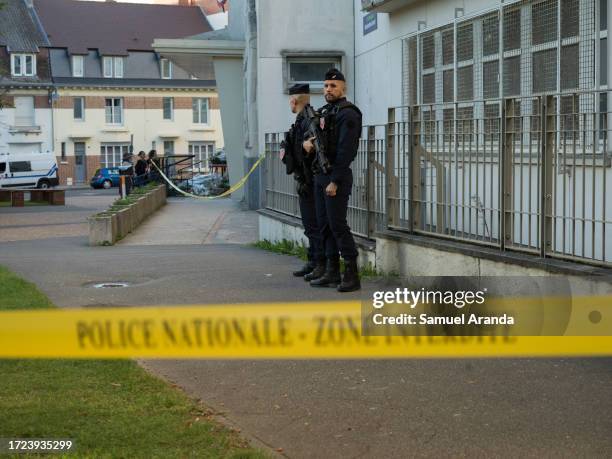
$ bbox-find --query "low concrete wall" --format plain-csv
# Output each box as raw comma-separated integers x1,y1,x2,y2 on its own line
88,185,167,246
375,234,611,295
88,212,118,246
259,209,611,293
258,210,376,268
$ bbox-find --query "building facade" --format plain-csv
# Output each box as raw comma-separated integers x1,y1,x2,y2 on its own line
1,0,225,186
354,0,610,264
0,0,53,161
153,0,612,269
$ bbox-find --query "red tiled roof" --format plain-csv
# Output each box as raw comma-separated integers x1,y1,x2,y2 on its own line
34,0,213,55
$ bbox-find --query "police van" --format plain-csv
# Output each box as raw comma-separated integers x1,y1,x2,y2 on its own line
0,151,59,189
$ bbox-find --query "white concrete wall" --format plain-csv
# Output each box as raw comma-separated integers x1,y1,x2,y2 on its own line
259,211,610,297
0,110,8,155
354,0,502,125
256,0,355,156
214,57,246,200
0,91,53,156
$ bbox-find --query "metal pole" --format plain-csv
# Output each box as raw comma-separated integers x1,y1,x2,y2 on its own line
366,126,376,237
501,99,513,251
541,95,554,257
386,108,398,228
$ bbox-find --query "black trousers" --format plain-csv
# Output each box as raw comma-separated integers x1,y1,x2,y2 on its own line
314,172,358,261
298,182,324,263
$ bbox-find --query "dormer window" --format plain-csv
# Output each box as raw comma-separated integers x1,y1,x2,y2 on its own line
102,56,124,78
11,54,36,77
72,55,84,77
160,58,172,79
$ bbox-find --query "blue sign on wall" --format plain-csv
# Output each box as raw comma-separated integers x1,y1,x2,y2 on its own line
363,12,377,35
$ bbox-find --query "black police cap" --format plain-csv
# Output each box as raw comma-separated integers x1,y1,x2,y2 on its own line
288,83,310,95
324,68,345,81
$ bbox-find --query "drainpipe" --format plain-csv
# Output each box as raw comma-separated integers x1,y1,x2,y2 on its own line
243,0,259,209
608,0,611,154
49,87,56,158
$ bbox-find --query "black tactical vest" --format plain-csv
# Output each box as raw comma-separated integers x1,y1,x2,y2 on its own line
319,100,363,163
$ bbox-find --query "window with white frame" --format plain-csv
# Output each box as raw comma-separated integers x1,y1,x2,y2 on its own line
73,97,85,121
163,140,174,156
192,98,209,124
102,56,124,78
160,59,172,79
103,57,112,78
72,55,84,77
285,55,342,90
101,144,129,168
189,142,214,171
14,96,35,126
114,57,123,78
163,97,173,120
11,54,36,77
105,98,123,124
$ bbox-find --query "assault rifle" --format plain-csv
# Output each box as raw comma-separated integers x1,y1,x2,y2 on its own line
303,104,331,175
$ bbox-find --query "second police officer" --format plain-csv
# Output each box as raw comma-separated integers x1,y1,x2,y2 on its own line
281,83,325,279
303,68,362,292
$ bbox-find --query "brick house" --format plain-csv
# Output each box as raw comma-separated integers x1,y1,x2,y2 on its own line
0,0,53,161
33,0,221,185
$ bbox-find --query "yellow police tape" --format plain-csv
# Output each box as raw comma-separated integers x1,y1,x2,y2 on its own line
150,155,265,200
0,300,611,359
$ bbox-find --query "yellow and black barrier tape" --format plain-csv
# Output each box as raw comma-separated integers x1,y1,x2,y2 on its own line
150,155,265,200
1,299,611,359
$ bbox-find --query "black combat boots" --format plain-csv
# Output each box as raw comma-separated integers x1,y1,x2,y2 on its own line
337,258,361,292
304,260,326,282
293,259,315,277
310,258,341,288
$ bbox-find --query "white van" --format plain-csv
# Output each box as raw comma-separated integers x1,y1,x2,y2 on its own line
0,151,59,189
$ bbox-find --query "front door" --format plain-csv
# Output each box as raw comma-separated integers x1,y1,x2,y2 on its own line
74,142,86,183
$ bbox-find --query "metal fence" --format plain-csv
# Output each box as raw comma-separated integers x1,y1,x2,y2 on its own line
264,127,386,239
264,90,611,267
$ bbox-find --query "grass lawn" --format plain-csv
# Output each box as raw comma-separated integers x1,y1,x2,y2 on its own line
0,266,267,458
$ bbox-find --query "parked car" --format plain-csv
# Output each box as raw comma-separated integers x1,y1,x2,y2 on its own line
90,168,121,189
177,173,226,196
0,151,59,189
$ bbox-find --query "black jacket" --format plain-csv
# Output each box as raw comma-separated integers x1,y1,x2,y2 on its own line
320,98,362,184
135,158,148,176
282,108,314,186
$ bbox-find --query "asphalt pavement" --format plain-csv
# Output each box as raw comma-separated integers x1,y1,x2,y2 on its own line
1,190,611,458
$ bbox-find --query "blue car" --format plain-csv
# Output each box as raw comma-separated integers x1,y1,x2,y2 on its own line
90,168,121,189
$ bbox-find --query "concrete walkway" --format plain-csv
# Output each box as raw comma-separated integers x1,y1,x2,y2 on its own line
120,197,258,246
1,194,612,458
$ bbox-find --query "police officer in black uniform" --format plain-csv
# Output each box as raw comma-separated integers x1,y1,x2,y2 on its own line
281,83,325,278
303,68,362,292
